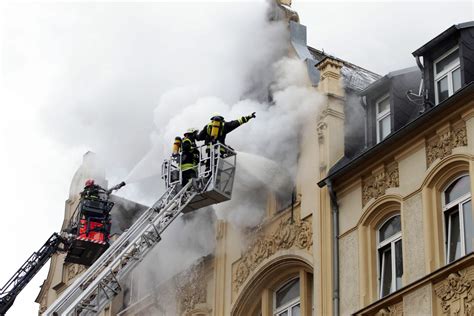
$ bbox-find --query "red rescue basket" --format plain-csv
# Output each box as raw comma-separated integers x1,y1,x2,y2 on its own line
65,199,114,266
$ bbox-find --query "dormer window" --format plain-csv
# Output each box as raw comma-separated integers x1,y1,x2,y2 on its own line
376,95,391,143
434,46,461,104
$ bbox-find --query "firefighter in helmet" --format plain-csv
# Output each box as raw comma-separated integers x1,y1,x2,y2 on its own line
80,179,105,200
197,112,256,148
181,128,200,185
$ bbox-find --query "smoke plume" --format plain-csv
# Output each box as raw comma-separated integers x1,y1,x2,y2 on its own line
126,4,324,307
29,0,324,310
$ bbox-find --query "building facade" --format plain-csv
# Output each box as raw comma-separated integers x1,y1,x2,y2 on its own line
36,3,474,316
318,22,474,316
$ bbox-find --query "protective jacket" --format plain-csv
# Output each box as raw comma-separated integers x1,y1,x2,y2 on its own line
80,184,105,200
180,136,199,171
197,116,252,146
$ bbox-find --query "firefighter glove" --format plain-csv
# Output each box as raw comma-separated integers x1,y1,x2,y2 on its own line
247,112,256,120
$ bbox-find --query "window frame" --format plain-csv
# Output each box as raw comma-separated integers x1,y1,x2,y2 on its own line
433,46,461,105
442,174,472,264
376,215,402,298
375,94,391,143
273,277,301,316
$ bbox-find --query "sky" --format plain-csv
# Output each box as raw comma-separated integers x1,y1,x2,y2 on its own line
0,1,472,315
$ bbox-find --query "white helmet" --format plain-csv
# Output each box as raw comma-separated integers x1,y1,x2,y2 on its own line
184,127,198,135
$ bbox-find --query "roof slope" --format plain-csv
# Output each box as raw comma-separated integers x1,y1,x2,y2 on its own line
308,46,381,91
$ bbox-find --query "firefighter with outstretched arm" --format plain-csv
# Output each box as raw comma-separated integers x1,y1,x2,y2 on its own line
197,112,256,148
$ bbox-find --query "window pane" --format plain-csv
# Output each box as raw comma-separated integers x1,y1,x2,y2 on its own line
377,97,390,113
452,67,461,93
463,200,473,254
447,210,462,263
292,304,301,316
380,247,393,297
436,49,459,74
378,115,391,141
278,312,288,316
437,76,449,103
445,176,470,204
395,240,403,290
276,278,300,308
379,216,401,241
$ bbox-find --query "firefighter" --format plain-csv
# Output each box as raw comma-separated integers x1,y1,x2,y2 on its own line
80,179,105,200
181,128,200,186
197,112,256,151
197,112,257,146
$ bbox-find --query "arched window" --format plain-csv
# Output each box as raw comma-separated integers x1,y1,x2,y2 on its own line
377,215,403,298
443,174,472,263
273,278,300,316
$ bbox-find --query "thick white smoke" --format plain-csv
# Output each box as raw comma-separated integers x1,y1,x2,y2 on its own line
128,9,324,309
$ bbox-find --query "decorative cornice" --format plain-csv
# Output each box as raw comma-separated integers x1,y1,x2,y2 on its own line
317,58,343,80
362,163,399,206
321,107,345,120
175,259,208,313
426,122,468,167
434,267,474,315
232,217,312,295
354,254,474,315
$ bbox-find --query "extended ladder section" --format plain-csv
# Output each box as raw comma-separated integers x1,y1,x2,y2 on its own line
44,143,236,316
0,233,66,316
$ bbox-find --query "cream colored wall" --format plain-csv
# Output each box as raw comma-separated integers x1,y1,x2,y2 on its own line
401,193,426,284
215,222,245,316
297,109,319,220
338,230,360,315
402,284,433,316
338,185,362,235
397,143,427,196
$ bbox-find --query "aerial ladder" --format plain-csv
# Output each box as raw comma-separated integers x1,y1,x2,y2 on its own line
43,143,236,316
0,233,68,316
0,183,126,316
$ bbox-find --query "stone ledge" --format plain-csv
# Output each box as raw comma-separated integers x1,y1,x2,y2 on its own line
353,253,474,315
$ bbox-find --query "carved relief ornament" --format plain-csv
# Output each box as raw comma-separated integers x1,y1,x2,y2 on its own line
426,123,468,167
375,301,403,316
362,164,399,206
175,259,208,313
66,264,86,282
435,268,474,315
232,218,312,294
317,121,327,143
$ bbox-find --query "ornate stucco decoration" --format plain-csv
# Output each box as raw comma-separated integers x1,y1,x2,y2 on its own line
66,264,86,282
362,163,399,206
232,217,312,294
175,259,208,313
435,268,474,315
375,301,403,316
317,121,327,144
426,123,468,167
